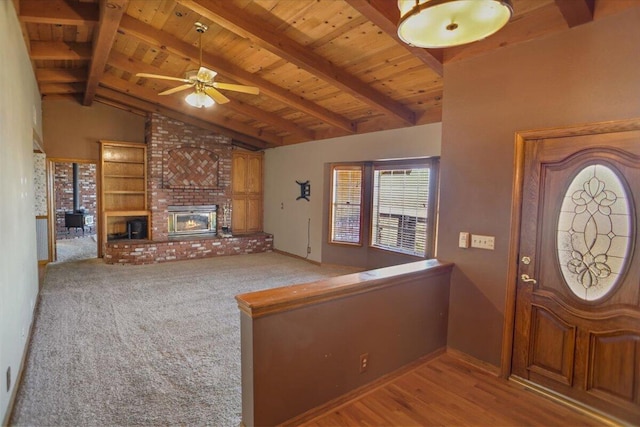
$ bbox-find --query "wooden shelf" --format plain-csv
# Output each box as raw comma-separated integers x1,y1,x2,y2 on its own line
104,174,145,178
105,210,150,216
104,190,145,195
101,159,144,165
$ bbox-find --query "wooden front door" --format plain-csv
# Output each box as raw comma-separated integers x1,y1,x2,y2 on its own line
512,125,640,423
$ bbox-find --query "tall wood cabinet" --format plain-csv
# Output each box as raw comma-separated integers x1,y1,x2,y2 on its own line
232,151,263,234
99,141,150,247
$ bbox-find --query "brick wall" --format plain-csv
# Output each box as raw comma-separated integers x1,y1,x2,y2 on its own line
104,233,273,265
54,162,97,239
146,113,233,241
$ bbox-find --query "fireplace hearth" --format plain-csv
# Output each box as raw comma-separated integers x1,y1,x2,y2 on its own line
168,205,217,238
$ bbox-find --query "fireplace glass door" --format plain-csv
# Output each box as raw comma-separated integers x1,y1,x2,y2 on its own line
168,208,217,236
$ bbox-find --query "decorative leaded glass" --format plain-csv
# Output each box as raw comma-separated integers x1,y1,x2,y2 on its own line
557,164,632,301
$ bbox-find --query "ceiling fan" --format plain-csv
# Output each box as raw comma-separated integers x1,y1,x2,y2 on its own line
136,22,259,107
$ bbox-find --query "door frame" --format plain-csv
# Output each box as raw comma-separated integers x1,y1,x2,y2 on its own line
47,157,100,262
500,117,640,378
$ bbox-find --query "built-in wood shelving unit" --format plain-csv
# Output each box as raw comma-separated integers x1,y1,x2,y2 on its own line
99,141,150,248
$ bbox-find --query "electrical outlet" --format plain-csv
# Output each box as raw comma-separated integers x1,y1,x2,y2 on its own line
6,366,10,392
307,246,311,254
359,353,369,373
471,234,495,250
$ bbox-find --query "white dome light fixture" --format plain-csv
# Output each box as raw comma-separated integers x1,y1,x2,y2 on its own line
185,88,215,108
397,0,513,49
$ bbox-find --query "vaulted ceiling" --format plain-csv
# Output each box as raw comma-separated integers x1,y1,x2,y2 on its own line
14,0,633,150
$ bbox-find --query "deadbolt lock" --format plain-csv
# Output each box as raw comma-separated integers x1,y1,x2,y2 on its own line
521,256,531,265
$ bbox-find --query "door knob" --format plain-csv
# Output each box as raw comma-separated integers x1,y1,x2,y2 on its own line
521,274,537,284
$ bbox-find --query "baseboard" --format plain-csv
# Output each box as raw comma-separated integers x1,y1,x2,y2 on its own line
272,248,321,266
3,294,41,427
280,347,446,427
508,376,623,427
446,347,501,376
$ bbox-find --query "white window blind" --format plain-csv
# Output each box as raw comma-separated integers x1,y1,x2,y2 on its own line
372,165,432,256
330,166,363,244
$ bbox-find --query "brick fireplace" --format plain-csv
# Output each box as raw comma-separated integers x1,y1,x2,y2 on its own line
104,113,272,265
146,113,232,241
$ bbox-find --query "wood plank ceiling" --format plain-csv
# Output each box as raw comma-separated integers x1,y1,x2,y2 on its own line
14,0,632,150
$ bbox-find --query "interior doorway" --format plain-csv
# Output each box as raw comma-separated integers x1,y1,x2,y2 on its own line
49,159,98,262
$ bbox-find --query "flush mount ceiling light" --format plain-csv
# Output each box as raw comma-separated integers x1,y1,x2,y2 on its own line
397,0,513,48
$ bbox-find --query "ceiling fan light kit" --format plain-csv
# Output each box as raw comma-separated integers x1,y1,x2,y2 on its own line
185,90,215,108
397,0,513,48
136,22,258,108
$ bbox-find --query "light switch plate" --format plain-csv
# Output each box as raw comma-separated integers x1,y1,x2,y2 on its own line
458,232,470,248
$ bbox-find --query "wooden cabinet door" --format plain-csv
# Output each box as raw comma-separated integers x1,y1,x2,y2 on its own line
233,154,247,194
512,128,640,423
232,196,247,233
232,151,263,234
246,196,262,232
247,155,262,194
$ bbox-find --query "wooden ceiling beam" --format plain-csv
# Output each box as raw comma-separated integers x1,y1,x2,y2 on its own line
344,0,443,76
19,0,99,25
177,0,417,126
118,15,356,134
554,0,595,27
40,83,86,95
95,87,270,151
94,96,147,117
83,0,128,106
36,68,87,83
100,73,282,147
30,41,92,60
108,52,315,140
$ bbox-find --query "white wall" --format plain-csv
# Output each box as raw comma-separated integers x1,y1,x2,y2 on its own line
0,1,42,422
264,123,441,262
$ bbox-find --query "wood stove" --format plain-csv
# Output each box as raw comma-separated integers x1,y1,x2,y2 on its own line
167,205,217,237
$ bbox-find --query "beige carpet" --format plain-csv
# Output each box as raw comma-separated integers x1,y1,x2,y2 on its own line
55,235,97,263
11,252,360,426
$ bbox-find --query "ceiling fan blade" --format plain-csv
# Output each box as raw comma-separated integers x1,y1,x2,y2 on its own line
136,73,190,83
204,87,230,104
197,66,217,83
212,82,260,95
158,84,194,96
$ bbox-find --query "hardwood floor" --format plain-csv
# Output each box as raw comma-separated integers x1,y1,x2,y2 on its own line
295,353,605,426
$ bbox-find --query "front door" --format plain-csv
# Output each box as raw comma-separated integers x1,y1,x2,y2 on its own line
512,123,640,423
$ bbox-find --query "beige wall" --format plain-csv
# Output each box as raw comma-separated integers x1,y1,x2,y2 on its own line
43,98,145,161
0,1,41,422
438,9,640,366
263,123,441,262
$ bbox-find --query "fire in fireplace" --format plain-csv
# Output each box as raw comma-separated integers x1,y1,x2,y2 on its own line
168,205,217,237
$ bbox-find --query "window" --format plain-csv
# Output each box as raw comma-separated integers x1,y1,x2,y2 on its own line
329,165,364,245
371,160,438,257
327,158,438,258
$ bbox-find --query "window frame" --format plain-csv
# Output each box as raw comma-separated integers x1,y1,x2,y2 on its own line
369,158,439,258
328,163,365,246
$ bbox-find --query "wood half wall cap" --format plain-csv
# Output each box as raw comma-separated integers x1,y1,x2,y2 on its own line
235,259,454,318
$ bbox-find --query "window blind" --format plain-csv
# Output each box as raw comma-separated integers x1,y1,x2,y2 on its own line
372,166,431,256
330,166,363,244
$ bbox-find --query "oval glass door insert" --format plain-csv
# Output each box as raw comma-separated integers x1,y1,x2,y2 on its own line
557,164,633,301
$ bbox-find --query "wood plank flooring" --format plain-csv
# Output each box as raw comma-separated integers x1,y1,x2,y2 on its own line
295,353,604,426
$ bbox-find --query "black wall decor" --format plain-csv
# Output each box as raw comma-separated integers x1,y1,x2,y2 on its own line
296,180,310,201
